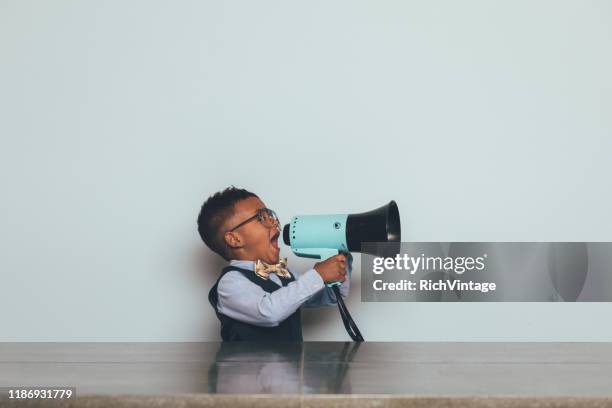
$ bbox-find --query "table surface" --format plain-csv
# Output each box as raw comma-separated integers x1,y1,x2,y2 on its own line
1,342,612,397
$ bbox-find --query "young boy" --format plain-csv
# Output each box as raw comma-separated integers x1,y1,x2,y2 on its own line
197,186,351,341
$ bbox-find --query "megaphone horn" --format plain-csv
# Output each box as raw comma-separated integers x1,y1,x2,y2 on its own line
346,200,401,251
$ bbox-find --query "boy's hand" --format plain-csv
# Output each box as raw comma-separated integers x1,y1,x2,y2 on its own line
314,254,347,284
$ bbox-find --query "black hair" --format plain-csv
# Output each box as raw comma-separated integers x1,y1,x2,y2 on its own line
197,186,258,261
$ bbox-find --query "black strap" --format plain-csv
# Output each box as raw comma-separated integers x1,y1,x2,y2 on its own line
332,285,364,342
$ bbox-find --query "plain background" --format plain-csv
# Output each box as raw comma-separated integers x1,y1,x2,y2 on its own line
1,0,611,341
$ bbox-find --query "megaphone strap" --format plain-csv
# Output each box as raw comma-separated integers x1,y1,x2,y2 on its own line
331,285,364,342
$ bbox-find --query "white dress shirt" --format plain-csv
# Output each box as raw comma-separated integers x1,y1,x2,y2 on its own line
216,254,352,327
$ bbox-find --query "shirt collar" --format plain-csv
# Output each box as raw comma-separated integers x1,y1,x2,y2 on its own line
228,259,256,270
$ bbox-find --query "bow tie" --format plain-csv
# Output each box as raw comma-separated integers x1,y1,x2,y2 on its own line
254,258,291,280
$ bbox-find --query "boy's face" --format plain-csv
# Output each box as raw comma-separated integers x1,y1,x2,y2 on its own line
223,197,281,264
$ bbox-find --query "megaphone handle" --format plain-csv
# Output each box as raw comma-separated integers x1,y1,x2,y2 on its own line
324,249,349,287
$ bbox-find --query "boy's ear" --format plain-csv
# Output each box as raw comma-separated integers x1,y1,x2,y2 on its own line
223,231,243,249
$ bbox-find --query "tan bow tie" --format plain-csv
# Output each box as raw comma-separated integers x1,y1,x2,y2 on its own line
254,258,291,280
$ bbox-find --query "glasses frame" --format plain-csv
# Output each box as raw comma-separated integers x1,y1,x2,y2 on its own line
227,207,280,233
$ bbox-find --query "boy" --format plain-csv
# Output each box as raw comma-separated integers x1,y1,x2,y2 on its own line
197,186,351,341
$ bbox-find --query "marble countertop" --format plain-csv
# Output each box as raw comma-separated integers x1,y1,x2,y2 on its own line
1,342,612,406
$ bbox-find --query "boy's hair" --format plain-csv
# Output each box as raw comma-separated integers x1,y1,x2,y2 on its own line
197,186,258,261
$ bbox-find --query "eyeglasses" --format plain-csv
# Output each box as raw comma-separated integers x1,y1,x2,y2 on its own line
227,208,280,232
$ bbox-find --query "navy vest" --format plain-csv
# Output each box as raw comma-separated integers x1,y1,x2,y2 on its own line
208,265,303,341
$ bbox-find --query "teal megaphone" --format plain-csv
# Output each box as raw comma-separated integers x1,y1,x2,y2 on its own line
282,201,401,285
282,201,400,342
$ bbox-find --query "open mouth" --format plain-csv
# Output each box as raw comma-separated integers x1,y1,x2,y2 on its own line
270,232,280,251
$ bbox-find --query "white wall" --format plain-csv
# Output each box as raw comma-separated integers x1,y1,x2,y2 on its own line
1,0,611,341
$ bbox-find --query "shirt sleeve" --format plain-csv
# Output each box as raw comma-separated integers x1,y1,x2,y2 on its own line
303,253,353,308
216,268,326,327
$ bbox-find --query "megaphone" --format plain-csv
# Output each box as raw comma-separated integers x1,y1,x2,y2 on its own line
282,200,401,261
282,201,401,342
